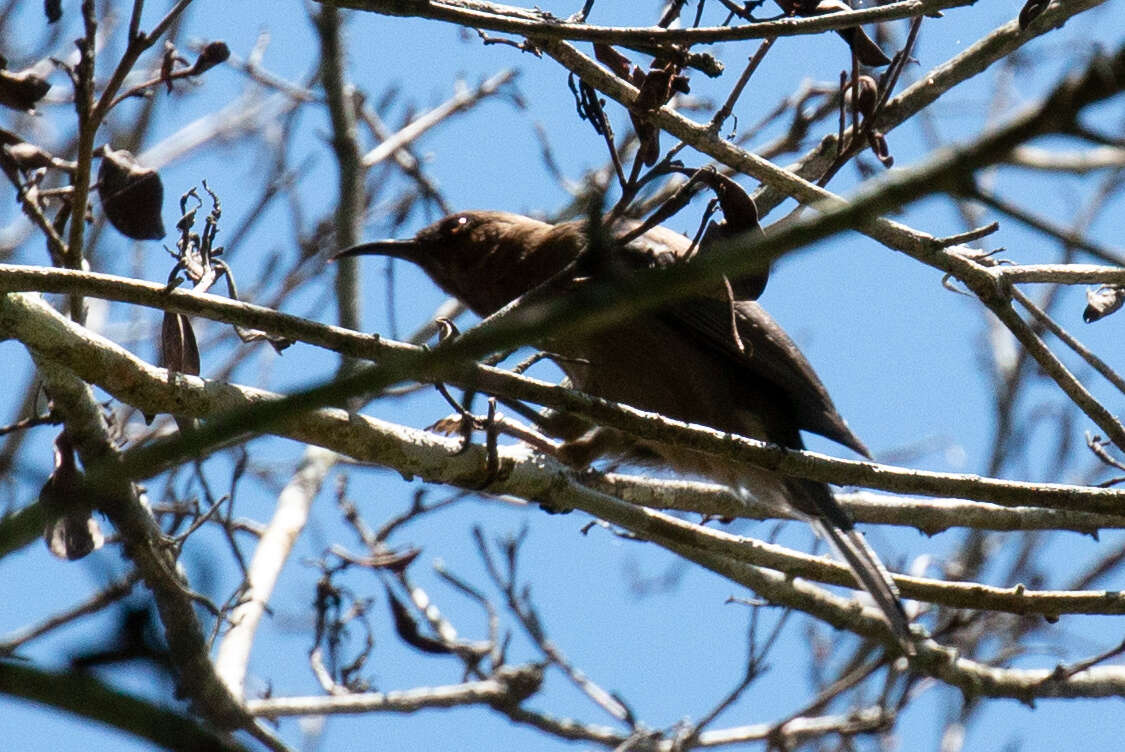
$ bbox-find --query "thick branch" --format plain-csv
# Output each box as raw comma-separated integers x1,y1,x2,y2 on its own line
0,660,253,752
7,291,1125,623
2,280,1125,513
24,357,251,731
330,0,970,46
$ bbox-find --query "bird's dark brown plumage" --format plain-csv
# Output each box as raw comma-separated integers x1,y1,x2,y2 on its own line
336,210,913,652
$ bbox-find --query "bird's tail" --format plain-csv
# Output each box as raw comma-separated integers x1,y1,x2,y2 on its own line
730,469,914,655
810,516,915,656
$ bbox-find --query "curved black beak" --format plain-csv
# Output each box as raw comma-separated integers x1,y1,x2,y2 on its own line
331,239,421,263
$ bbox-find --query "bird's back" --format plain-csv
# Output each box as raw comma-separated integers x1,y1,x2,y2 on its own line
571,218,868,457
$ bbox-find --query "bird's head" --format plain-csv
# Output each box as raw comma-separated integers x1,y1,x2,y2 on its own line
333,211,585,315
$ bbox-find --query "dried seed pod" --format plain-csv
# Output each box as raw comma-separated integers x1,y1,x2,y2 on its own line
98,147,166,240
0,67,51,111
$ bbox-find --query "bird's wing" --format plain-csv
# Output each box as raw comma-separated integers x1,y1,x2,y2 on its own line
664,298,870,457
612,221,868,456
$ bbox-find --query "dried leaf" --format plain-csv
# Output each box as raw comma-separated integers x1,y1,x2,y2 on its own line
192,41,230,74
381,547,422,574
1084,285,1125,323
160,312,201,375
98,147,166,240
870,132,894,167
5,142,54,170
593,44,639,82
1018,0,1050,29
633,119,661,166
846,75,880,120
634,66,676,111
385,586,452,654
233,325,293,352
40,432,104,560
668,167,769,299
777,0,891,66
0,68,51,111
160,43,187,93
836,26,892,67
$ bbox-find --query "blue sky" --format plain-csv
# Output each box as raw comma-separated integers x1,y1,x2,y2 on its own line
2,1,1125,750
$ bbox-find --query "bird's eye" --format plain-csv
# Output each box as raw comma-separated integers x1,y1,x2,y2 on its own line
441,215,471,236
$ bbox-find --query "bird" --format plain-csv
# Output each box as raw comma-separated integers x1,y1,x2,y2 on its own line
335,210,913,653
